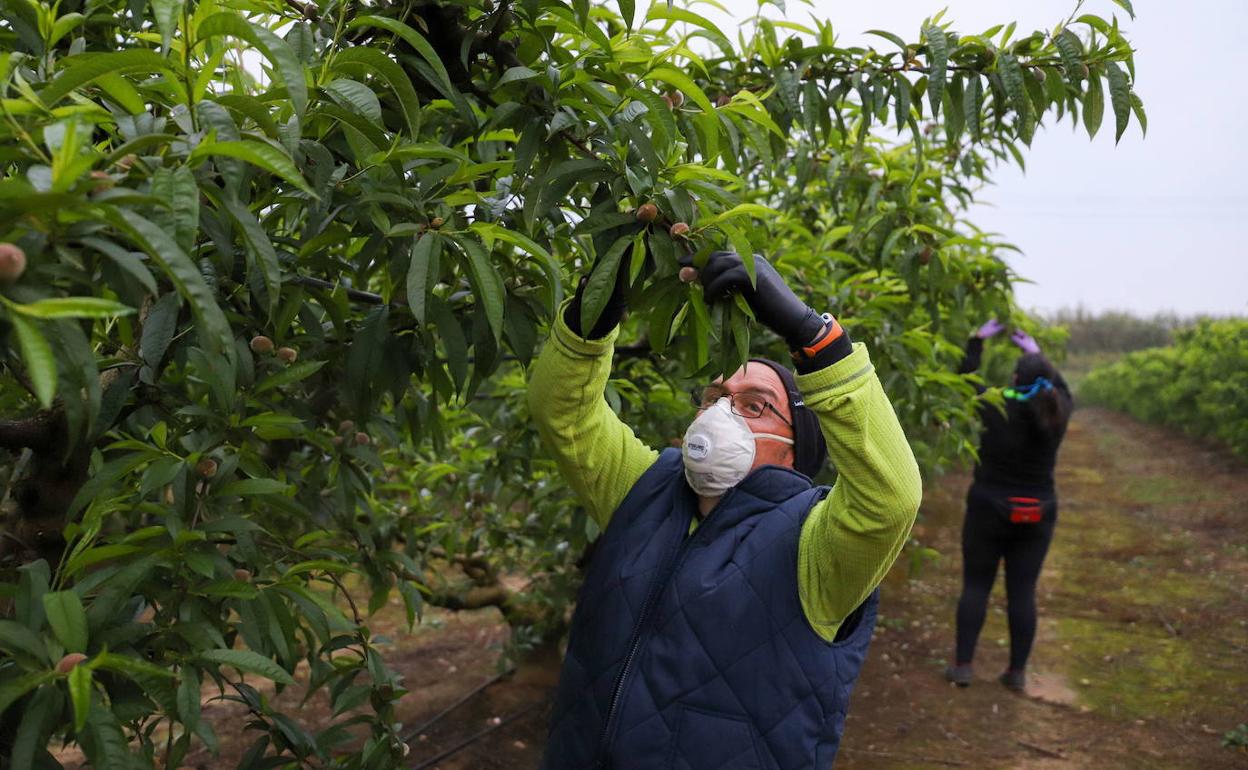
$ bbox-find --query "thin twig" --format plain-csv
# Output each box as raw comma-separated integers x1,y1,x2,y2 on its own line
1015,738,1067,760
1154,609,1180,637
289,275,391,306
326,571,363,626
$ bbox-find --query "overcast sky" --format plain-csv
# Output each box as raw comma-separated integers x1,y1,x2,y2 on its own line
697,0,1247,317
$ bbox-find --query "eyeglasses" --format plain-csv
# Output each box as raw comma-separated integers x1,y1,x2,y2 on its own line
691,386,793,427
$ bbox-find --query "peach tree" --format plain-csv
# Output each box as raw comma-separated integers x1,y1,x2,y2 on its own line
0,0,1141,766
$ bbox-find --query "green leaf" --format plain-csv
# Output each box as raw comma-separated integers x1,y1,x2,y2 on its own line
199,648,295,685
150,166,200,254
997,53,1031,143
580,235,632,335
92,652,178,681
406,232,440,325
9,316,56,408
471,223,562,307
220,197,282,315
1083,69,1104,139
866,29,909,52
453,236,505,345
1054,29,1084,86
11,685,59,768
42,591,88,654
963,74,982,141
139,292,180,370
68,665,92,731
892,74,912,133
110,210,233,360
498,66,540,86
39,50,172,106
1129,92,1147,137
0,671,54,716
647,65,715,114
346,15,470,119
178,671,201,732
9,297,135,320
700,203,778,229
1105,61,1131,143
619,0,635,31
1110,0,1135,19
151,0,183,52
197,13,307,119
254,360,327,394
331,47,422,137
324,78,382,122
924,25,948,117
0,619,48,663
95,72,146,114
82,703,129,767
218,478,291,497
191,139,314,196
775,68,801,120
646,5,732,53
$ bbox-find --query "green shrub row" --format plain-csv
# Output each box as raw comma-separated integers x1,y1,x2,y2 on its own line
1081,319,1248,458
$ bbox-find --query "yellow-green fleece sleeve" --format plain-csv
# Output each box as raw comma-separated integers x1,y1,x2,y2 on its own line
796,342,923,641
527,306,660,528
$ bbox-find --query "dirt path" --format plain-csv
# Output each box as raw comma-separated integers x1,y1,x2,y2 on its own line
834,407,1248,770
159,407,1248,769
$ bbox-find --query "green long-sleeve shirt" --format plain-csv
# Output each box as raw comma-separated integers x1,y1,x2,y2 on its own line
527,311,922,641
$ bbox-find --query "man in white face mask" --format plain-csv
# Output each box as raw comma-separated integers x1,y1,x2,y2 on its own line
529,242,922,770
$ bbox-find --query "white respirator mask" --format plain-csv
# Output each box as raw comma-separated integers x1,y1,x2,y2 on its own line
681,398,795,497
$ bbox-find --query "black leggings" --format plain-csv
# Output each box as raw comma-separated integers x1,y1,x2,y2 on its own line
954,484,1056,672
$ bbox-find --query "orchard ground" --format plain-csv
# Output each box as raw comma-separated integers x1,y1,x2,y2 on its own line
65,406,1245,770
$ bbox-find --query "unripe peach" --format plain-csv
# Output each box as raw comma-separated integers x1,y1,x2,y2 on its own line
338,420,355,434
196,458,219,479
233,569,252,582
679,266,699,283
332,435,345,448
0,243,26,282
57,653,88,674
276,347,298,363
430,217,445,228
89,170,114,194
250,335,274,354
715,94,731,107
669,222,690,238
115,154,138,171
354,432,371,446
668,91,684,108
635,203,659,223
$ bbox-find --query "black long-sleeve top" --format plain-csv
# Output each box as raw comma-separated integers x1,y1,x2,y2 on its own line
959,338,1074,494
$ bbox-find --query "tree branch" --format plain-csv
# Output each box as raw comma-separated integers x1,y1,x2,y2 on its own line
0,412,61,452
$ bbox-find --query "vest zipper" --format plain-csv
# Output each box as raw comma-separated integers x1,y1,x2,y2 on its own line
595,491,733,767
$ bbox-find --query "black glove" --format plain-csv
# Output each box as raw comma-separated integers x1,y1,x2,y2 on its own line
696,251,825,348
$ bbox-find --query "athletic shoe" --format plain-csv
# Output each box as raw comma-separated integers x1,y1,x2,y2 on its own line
999,669,1026,693
944,663,973,687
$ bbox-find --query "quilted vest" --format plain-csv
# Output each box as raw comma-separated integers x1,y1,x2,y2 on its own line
542,449,878,770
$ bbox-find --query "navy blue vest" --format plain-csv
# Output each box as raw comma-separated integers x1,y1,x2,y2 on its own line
542,449,878,770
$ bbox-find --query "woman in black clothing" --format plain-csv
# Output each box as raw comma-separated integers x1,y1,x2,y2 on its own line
945,319,1074,693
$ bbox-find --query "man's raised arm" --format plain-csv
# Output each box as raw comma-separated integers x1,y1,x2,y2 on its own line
527,252,658,528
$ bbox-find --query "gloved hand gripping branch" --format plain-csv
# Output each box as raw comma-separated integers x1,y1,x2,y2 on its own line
689,251,850,373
